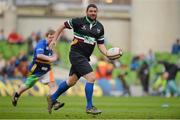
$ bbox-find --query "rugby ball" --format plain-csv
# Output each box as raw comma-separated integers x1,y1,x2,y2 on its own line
107,47,122,60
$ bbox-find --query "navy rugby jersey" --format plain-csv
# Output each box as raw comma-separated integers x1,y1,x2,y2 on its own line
29,39,53,77
64,16,105,59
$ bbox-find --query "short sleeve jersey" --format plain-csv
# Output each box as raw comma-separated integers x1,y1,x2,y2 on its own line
29,39,53,77
64,16,105,59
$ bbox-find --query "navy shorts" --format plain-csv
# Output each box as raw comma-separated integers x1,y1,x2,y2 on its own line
69,51,93,79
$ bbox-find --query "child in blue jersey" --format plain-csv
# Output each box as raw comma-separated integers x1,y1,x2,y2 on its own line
12,29,63,109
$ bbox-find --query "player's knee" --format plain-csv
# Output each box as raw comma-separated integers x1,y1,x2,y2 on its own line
87,76,96,83
69,81,77,86
67,79,77,87
84,72,96,83
24,83,32,89
67,74,78,87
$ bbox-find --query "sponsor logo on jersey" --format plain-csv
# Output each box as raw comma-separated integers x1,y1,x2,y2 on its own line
81,25,86,30
97,28,101,33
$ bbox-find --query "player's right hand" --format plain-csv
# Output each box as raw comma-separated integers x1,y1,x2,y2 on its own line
50,53,58,62
49,41,56,50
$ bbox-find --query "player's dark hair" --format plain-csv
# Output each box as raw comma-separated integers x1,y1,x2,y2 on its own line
86,4,98,11
45,29,55,37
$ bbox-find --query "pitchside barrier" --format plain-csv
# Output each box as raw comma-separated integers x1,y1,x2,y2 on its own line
0,78,124,96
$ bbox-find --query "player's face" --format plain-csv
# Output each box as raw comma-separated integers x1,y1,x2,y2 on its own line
47,34,54,44
86,7,97,20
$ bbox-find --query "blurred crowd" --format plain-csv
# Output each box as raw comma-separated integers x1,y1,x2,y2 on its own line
0,51,28,79
94,48,180,97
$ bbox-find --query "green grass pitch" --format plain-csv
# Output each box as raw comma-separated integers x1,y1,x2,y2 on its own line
0,96,180,119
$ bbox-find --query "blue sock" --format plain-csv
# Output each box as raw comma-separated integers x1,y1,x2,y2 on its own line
85,82,94,109
51,81,69,102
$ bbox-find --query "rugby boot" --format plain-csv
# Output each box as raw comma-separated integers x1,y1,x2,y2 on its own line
86,106,102,115
12,92,19,107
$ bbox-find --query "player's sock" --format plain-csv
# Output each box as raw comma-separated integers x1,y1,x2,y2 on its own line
51,81,69,102
85,82,94,109
15,92,20,97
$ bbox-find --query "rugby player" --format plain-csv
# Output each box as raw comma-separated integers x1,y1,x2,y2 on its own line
12,29,63,110
47,4,110,115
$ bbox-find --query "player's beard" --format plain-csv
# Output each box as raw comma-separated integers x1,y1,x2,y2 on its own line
87,15,97,21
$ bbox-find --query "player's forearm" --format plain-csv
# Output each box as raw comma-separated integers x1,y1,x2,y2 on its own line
53,24,66,42
37,54,52,62
97,44,108,56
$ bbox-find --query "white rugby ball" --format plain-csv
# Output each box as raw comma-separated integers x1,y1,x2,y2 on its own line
107,47,122,60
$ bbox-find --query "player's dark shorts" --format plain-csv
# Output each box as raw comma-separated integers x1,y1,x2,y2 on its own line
69,51,93,79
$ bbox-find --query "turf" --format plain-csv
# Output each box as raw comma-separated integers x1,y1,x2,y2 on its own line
0,96,180,119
